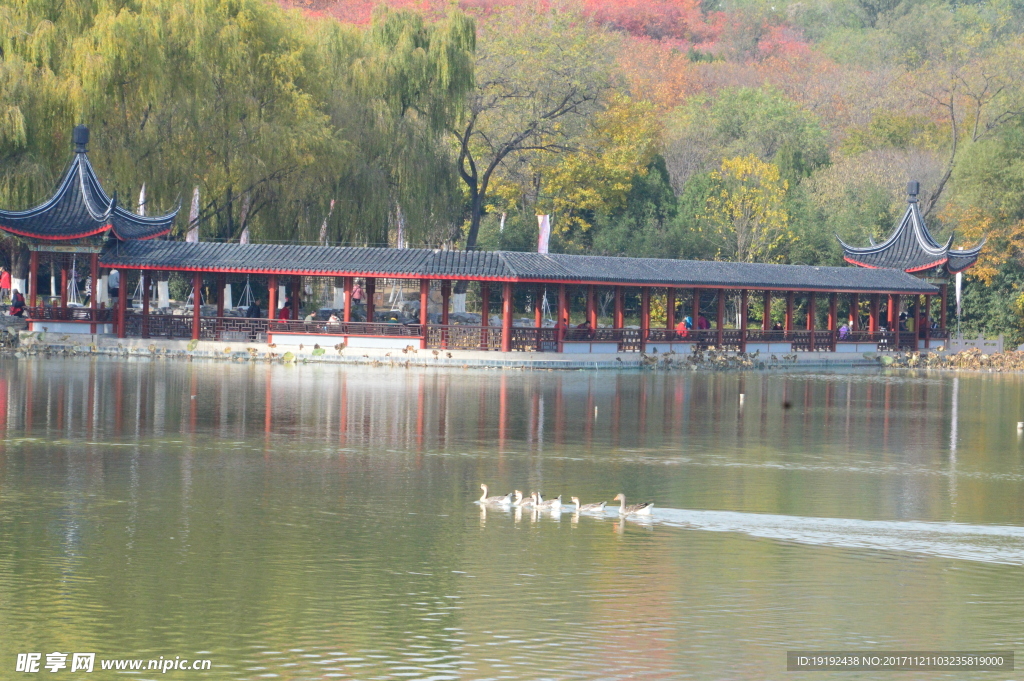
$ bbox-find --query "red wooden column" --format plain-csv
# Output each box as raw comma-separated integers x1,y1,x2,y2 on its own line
117,270,128,339
586,284,597,329
291,275,301,320
807,293,816,351
419,278,430,350
441,281,451,325
365,277,375,322
849,293,860,331
480,283,490,349
913,294,921,351
141,271,151,339
666,288,676,332
29,250,39,308
60,262,68,308
89,253,99,333
887,294,895,330
785,291,794,335
343,276,352,322
739,289,748,352
535,285,544,328
762,291,771,331
869,293,879,334
215,274,225,340
828,292,838,351
501,282,513,353
640,287,650,352
891,294,901,349
268,274,278,321
923,294,931,349
715,288,725,348
191,272,202,341
691,289,700,331
556,283,568,352
939,282,948,336
613,286,624,329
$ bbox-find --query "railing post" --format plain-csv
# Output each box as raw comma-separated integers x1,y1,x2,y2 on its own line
501,282,513,352
192,271,202,341
640,287,650,352
142,271,151,339
419,278,429,350
716,288,725,349
739,289,748,352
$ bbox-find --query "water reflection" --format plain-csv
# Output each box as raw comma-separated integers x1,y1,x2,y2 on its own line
1,359,1024,680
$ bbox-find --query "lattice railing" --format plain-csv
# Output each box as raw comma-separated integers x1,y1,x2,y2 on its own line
426,325,502,351
28,306,114,322
270,320,422,337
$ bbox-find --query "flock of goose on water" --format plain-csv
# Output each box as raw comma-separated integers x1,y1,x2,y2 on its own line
477,484,653,517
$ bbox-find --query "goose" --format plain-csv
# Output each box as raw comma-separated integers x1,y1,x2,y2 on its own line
571,496,607,514
613,493,653,516
535,493,562,512
513,490,535,509
478,484,512,506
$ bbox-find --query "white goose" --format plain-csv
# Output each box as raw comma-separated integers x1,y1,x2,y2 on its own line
478,484,512,506
513,490,535,509
613,493,653,516
535,493,562,512
571,496,607,514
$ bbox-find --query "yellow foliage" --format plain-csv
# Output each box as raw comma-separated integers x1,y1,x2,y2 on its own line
700,155,790,263
541,94,660,236
938,203,1024,284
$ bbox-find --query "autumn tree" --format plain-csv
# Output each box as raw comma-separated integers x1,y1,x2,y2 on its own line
452,4,616,253
699,155,790,263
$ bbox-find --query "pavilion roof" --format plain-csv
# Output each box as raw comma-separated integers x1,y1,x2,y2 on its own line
99,240,938,294
0,126,178,242
837,183,983,274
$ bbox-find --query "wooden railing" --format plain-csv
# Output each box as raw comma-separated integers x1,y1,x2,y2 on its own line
125,311,270,341
270,320,422,338
426,325,502,351
28,306,114,323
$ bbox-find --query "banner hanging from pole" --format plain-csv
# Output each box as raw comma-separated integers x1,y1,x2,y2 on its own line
537,215,551,254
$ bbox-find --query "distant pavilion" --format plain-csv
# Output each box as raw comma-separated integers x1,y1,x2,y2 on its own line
1,128,946,355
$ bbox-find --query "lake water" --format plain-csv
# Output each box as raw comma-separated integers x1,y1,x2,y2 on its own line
1,358,1023,679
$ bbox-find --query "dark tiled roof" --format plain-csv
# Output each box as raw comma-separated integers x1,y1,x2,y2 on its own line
838,200,982,273
0,154,177,241
100,240,937,294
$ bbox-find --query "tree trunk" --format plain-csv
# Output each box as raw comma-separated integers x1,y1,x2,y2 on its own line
455,193,487,295
11,242,29,295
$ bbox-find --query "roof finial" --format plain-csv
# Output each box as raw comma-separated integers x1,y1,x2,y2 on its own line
73,125,89,153
907,180,920,204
